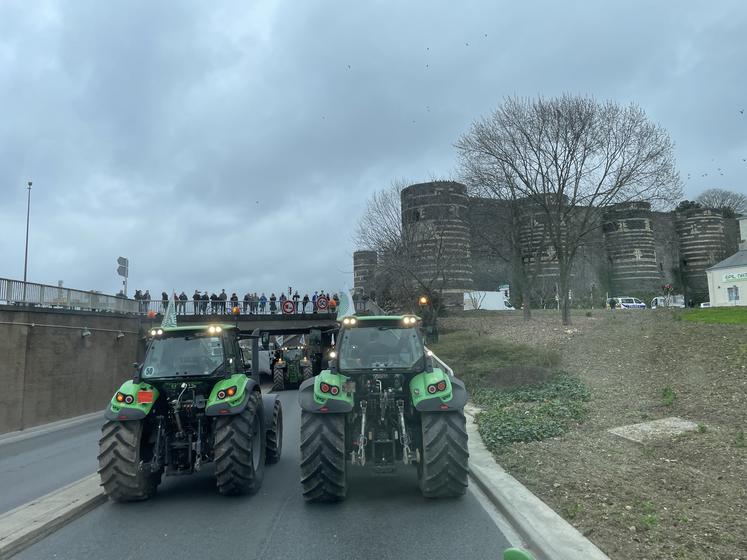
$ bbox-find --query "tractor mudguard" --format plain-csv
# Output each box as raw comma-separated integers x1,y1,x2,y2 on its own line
411,371,468,412
105,380,159,421
298,372,354,413
261,394,279,430
205,374,259,416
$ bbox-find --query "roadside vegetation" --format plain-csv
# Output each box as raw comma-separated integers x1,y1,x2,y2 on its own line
430,332,590,451
437,309,747,560
680,306,747,324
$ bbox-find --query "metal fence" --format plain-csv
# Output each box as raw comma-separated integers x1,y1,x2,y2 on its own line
0,278,139,314
136,298,335,316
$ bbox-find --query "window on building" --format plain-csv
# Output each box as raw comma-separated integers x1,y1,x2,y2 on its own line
727,286,740,302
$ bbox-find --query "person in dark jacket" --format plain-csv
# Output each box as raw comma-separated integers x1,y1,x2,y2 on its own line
302,294,310,314
193,290,201,315
230,292,239,312
210,293,218,314
243,293,250,314
201,291,209,314
161,292,169,312
178,291,188,314
269,293,277,314
259,293,267,313
219,289,228,313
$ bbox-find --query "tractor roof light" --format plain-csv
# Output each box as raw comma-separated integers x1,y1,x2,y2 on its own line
329,350,337,359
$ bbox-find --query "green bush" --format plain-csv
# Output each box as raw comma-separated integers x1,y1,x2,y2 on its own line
474,374,590,452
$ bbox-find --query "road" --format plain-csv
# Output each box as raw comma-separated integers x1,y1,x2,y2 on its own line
0,416,102,514
14,391,513,560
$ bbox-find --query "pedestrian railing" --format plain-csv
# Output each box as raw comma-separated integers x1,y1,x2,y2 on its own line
133,298,338,316
0,277,139,314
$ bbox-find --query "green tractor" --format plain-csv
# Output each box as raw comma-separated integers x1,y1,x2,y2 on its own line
298,315,469,501
272,344,314,391
98,324,283,501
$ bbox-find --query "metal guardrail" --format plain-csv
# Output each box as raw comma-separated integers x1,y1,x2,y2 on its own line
0,278,139,314
136,298,336,316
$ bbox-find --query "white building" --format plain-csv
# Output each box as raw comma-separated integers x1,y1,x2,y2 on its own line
706,249,747,307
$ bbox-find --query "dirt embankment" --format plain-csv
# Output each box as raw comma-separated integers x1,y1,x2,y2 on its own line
442,310,747,560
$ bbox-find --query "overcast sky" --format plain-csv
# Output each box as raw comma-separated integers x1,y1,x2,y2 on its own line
1,0,745,297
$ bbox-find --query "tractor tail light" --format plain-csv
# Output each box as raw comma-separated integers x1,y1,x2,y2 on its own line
320,382,330,393
330,386,339,396
137,391,153,404
427,384,437,394
437,381,446,392
124,394,134,404
226,386,237,397
217,390,226,400
115,392,125,403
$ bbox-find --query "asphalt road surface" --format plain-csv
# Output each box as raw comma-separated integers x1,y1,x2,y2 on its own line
16,391,512,560
0,416,102,514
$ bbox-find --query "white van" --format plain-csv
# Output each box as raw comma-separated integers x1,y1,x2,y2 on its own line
610,296,646,309
651,295,685,309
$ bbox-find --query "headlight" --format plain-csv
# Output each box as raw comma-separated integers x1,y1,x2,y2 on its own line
342,317,357,326
149,329,157,336
156,329,163,335
329,351,337,359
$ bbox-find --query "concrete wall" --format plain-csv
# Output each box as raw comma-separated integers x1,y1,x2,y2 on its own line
0,307,143,434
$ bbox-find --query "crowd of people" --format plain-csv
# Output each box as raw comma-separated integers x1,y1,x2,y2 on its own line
131,287,340,315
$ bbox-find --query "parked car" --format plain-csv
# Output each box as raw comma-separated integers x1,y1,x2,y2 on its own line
610,296,646,309
651,295,686,309
699,302,711,308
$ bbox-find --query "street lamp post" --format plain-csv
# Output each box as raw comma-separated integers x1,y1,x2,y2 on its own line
22,181,32,303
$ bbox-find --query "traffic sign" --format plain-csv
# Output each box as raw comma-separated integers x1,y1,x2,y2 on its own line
317,295,329,311
116,257,128,278
282,300,295,314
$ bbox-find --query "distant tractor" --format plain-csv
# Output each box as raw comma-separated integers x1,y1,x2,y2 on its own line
298,315,469,502
272,345,314,391
99,324,283,501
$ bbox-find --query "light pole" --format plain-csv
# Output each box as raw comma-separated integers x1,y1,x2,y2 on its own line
22,181,32,303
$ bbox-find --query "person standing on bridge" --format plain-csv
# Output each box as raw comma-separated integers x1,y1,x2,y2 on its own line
243,292,250,314
329,296,337,313
302,293,310,314
143,290,151,313
230,292,239,312
269,293,277,314
178,291,188,314
312,291,318,313
293,290,300,312
219,289,228,313
161,292,169,313
201,291,209,314
210,292,218,314
192,290,200,315
259,293,267,313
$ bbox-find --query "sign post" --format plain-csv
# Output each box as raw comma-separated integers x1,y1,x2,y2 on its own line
117,257,129,296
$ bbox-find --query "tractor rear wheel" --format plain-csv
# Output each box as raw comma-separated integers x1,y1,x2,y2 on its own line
214,391,265,496
302,365,314,381
98,420,161,502
272,367,285,392
300,411,347,502
265,398,283,464
418,412,469,498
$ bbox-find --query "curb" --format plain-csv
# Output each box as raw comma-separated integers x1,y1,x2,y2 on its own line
465,406,610,560
0,474,105,559
0,412,103,447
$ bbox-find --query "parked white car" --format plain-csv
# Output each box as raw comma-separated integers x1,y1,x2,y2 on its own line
651,295,686,309
699,302,711,308
610,296,646,309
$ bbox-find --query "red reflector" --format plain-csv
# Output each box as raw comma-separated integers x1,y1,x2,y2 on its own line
137,391,153,404
219,409,230,414
439,404,449,410
320,407,329,413
320,383,330,393
118,415,128,420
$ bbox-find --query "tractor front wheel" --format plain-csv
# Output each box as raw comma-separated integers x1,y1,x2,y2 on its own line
300,411,347,502
418,412,469,498
272,368,285,392
98,420,161,502
214,391,266,496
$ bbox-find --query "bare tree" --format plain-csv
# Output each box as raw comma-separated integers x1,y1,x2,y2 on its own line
456,95,681,325
695,188,747,218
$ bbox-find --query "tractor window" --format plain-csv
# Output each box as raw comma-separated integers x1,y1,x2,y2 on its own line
339,327,424,372
142,336,225,378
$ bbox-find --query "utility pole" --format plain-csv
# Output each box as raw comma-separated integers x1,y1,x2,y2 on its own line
22,181,32,303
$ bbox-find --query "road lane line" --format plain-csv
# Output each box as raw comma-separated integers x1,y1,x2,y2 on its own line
0,474,104,560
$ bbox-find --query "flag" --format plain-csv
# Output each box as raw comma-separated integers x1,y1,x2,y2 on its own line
161,298,177,328
335,286,356,320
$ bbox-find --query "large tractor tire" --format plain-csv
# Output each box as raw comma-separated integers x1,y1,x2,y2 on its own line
302,365,314,382
266,398,283,464
214,391,265,496
98,420,161,502
300,411,347,502
272,367,285,392
418,411,469,498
